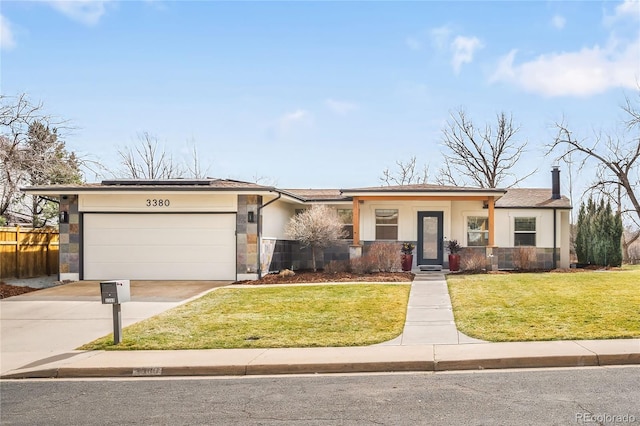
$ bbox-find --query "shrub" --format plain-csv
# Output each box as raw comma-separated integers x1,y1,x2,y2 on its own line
461,250,486,272
367,242,401,272
513,247,536,271
323,260,350,274
350,256,374,274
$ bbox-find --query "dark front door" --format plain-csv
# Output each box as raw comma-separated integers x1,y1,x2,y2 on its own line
417,211,443,266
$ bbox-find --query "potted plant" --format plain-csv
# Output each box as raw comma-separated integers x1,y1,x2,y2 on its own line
401,242,415,271
446,239,462,272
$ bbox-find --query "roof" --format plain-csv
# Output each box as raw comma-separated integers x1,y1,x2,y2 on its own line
23,179,276,193
282,189,348,202
22,179,572,208
341,183,504,193
495,189,572,209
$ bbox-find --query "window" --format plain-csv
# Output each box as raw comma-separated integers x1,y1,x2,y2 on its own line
375,209,398,240
337,209,353,239
467,216,488,246
514,217,536,246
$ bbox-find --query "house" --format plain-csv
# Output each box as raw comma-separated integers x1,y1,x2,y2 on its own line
23,168,571,282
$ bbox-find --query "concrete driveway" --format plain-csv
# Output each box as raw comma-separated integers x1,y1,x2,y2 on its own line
0,281,230,375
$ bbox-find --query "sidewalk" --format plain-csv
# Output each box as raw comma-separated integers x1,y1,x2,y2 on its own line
1,273,639,379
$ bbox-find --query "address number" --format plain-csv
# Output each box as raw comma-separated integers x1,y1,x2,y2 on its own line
146,199,171,207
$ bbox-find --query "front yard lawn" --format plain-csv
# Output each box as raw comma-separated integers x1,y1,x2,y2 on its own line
80,283,411,350
448,269,640,342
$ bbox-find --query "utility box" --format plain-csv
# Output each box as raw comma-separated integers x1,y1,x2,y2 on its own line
100,280,131,304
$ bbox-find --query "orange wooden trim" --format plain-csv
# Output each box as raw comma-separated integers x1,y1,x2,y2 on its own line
352,197,360,246
356,195,490,201
488,196,496,247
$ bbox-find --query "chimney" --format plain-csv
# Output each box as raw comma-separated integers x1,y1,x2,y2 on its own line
551,166,561,199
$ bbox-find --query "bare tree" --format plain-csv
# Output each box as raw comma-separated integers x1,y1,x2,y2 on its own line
380,156,429,186
285,205,346,271
117,132,185,179
437,109,535,188
186,143,210,179
1,94,83,226
549,90,640,262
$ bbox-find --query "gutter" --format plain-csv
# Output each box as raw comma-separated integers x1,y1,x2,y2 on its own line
553,208,557,269
256,192,282,278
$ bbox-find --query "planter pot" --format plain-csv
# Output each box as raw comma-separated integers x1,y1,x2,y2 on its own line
401,254,413,272
448,254,461,272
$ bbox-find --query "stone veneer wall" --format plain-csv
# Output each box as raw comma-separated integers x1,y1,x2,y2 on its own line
58,195,80,280
268,240,351,272
461,246,559,271
236,195,261,278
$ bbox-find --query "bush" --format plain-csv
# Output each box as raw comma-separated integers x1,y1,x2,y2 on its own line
461,250,486,272
513,247,536,271
323,260,350,274
367,242,401,272
350,256,374,274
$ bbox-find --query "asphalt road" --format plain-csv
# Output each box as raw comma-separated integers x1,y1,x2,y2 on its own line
2,366,639,425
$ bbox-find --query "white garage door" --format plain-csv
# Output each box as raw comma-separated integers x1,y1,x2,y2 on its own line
83,214,236,280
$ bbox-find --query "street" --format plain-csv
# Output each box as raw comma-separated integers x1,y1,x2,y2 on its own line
2,366,638,425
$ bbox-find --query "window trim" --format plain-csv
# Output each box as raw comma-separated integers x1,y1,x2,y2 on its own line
336,208,353,239
375,208,399,241
513,216,537,247
466,215,489,247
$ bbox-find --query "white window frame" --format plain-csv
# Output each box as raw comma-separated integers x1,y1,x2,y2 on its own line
375,208,399,241
466,215,489,247
514,216,536,247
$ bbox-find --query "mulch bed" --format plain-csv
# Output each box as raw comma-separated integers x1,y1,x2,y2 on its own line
234,271,415,285
0,283,39,299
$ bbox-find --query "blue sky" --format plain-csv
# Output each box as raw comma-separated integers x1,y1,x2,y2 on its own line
1,1,639,193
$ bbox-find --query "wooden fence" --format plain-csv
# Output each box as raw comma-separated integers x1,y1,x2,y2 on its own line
0,227,59,279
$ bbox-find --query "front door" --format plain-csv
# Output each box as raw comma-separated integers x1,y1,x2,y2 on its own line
417,211,443,266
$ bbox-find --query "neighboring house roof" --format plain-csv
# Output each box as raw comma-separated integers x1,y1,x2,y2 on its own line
495,189,571,209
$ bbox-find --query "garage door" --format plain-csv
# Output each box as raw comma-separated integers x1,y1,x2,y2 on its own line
83,214,236,280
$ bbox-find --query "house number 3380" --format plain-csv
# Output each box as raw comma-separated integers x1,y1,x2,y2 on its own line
146,199,170,207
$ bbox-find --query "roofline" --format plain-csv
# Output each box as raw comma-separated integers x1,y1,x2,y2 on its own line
495,205,573,210
340,188,507,195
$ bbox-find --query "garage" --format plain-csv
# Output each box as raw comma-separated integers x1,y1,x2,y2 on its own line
83,213,236,280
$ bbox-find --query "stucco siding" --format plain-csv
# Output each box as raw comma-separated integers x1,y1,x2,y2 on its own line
261,199,296,239
360,200,452,242
79,193,237,212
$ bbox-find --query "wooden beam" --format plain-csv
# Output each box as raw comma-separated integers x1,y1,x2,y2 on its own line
488,196,496,247
352,197,360,246
355,195,491,201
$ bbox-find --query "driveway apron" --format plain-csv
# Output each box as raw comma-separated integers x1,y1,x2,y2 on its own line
0,281,229,375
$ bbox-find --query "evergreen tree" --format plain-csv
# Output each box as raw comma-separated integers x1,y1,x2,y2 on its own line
575,197,622,266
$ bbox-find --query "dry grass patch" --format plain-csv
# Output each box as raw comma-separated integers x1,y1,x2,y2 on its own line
80,284,410,350
448,269,640,341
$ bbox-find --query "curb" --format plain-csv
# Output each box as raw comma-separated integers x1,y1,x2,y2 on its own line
2,342,638,379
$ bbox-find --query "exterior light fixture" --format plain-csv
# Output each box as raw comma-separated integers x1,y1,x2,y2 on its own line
248,211,255,223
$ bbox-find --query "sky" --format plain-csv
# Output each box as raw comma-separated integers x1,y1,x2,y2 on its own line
1,0,639,194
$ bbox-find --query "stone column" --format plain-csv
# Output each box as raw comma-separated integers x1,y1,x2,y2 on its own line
59,195,80,281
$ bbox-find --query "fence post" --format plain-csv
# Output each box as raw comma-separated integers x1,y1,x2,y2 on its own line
15,225,20,279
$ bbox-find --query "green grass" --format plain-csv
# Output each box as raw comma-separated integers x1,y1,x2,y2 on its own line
448,269,640,342
80,284,411,350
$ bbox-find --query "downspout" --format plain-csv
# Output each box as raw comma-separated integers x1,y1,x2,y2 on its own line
257,192,282,278
553,208,557,269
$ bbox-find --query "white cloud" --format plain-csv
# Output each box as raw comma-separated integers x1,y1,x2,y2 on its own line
451,36,483,74
47,1,113,26
0,14,16,50
430,25,452,50
490,35,640,97
325,99,357,115
551,14,566,30
604,0,640,26
279,109,311,131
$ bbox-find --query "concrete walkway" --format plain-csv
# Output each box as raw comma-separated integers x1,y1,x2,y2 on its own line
382,272,484,345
